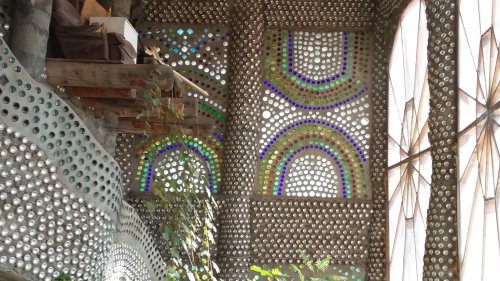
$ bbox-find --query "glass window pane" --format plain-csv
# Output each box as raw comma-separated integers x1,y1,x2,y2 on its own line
388,1,431,280
458,0,500,280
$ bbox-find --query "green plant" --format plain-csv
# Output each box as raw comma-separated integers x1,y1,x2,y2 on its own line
137,44,221,281
54,272,72,281
249,265,289,281
249,252,348,281
145,148,219,281
138,80,184,124
139,45,185,131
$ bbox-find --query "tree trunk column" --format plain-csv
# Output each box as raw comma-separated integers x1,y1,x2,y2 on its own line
111,0,132,18
9,0,52,80
0,0,13,43
217,1,264,280
423,0,460,280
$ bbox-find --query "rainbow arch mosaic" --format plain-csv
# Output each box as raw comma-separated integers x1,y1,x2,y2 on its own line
136,134,222,193
138,25,229,194
263,29,372,108
257,122,369,199
258,29,373,199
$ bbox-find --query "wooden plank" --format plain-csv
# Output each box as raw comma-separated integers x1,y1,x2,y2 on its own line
134,96,198,118
81,98,141,117
119,116,215,128
46,58,123,64
45,60,175,90
145,46,209,97
109,118,215,134
110,126,204,136
80,97,198,118
66,87,137,99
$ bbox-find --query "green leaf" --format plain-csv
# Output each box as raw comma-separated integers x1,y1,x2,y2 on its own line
212,261,220,273
182,180,190,190
187,163,197,174
145,200,157,214
160,199,170,209
180,240,190,255
55,272,72,281
315,256,331,272
186,269,196,281
205,187,212,198
271,268,284,276
152,181,165,197
207,231,215,244
169,247,180,260
205,219,215,231
289,264,305,281
199,250,210,257
250,265,273,277
299,250,315,272
166,267,180,280
328,276,348,281
161,228,171,241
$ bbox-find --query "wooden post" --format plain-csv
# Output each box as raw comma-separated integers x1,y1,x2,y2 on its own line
9,0,53,80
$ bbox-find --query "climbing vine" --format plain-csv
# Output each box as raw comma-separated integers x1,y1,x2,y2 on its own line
145,148,219,281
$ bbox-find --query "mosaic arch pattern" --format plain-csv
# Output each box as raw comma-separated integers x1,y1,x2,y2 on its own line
387,0,431,280
263,30,370,109
104,244,151,281
139,0,377,278
458,0,500,279
258,29,373,199
136,134,222,193
137,25,228,194
257,122,367,198
112,202,167,280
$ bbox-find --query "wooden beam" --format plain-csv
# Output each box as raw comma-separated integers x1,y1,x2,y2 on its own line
134,96,198,118
45,59,175,90
110,126,205,136
109,118,215,134
66,87,137,99
80,97,198,118
46,58,123,64
145,46,209,97
119,116,215,128
80,98,141,117
172,69,209,97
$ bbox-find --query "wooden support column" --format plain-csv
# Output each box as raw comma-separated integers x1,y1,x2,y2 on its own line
9,0,53,80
